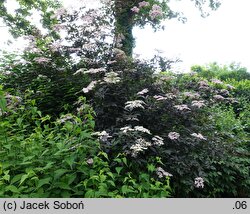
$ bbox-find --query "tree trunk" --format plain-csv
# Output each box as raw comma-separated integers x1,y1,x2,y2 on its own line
114,0,138,56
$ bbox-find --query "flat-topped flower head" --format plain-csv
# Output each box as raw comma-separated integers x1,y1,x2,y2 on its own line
156,167,173,178
194,177,204,188
183,91,200,99
153,95,168,101
191,133,207,140
94,131,112,142
211,78,223,84
213,94,225,101
174,104,191,111
168,132,180,140
149,4,163,19
82,81,98,93
103,72,121,84
139,1,150,8
134,126,151,134
137,88,149,95
131,6,140,13
125,100,146,111
152,135,164,146
34,57,51,64
191,100,206,108
120,126,134,133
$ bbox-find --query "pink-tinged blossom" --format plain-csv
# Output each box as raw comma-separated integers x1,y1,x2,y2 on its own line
49,41,62,52
107,60,117,65
53,24,67,31
149,4,163,19
226,84,235,90
131,6,140,13
211,78,223,84
213,94,225,101
174,104,191,111
199,80,209,89
191,133,207,140
51,8,67,19
168,132,180,140
191,100,206,108
194,177,204,188
83,68,106,75
82,81,98,93
139,1,150,8
165,93,176,99
183,91,200,99
68,47,82,52
156,167,173,178
34,57,51,64
220,89,230,96
153,95,167,101
137,88,149,95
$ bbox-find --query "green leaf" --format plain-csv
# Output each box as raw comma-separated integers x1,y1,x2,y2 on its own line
115,167,123,175
122,157,128,166
37,177,51,189
147,164,155,173
19,174,28,186
5,185,20,193
85,189,95,198
98,152,109,160
53,169,69,180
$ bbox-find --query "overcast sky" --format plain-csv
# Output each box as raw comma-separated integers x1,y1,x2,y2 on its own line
1,0,250,72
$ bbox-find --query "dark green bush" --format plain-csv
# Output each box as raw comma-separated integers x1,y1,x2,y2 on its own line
0,87,172,197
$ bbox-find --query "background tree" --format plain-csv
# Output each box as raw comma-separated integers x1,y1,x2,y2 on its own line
110,0,221,56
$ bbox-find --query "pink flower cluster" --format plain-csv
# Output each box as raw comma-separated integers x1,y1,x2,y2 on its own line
149,4,163,20
139,1,150,8
34,57,51,64
131,6,140,13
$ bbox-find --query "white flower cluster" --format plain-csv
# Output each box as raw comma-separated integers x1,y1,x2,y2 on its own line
34,57,51,64
183,91,200,99
153,95,167,101
82,81,98,93
93,131,112,142
137,88,149,95
213,94,225,101
199,80,209,90
103,72,121,84
125,100,146,111
194,177,204,188
191,133,207,140
58,114,75,124
134,126,151,134
130,138,151,157
211,78,223,84
191,100,206,108
74,67,106,75
152,135,164,146
156,167,173,178
174,104,191,111
168,132,180,140
139,1,150,8
120,126,151,135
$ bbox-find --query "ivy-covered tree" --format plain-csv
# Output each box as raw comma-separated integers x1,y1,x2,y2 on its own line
110,0,221,56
